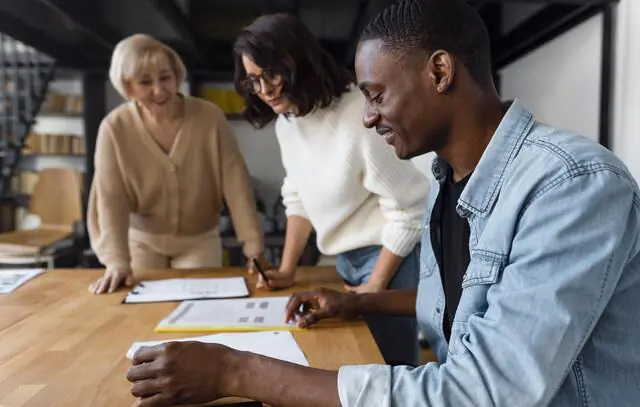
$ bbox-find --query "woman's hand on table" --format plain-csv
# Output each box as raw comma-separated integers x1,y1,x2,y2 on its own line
88,267,133,294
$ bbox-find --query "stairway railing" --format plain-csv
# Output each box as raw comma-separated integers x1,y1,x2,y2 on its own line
0,34,56,211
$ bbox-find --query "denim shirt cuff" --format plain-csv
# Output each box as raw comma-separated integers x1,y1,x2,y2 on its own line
337,364,392,406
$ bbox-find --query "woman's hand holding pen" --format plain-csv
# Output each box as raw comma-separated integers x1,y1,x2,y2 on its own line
257,268,296,290
247,254,296,290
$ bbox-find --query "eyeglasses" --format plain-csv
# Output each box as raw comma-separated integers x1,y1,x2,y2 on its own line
242,70,284,94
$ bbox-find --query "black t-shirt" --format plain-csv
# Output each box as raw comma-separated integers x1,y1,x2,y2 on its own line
430,170,472,342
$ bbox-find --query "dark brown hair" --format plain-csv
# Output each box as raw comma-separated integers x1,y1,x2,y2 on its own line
234,13,354,128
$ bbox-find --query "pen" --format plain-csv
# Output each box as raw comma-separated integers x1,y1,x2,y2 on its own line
251,258,270,284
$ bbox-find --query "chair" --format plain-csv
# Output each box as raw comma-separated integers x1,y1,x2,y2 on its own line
0,168,83,268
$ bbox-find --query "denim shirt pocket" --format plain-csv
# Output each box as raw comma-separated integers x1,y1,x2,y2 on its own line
449,250,505,356
461,250,504,288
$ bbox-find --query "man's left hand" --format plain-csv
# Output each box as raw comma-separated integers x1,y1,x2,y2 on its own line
127,341,238,406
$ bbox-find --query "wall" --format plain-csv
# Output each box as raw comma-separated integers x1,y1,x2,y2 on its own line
500,1,639,182
499,13,603,143
612,0,640,181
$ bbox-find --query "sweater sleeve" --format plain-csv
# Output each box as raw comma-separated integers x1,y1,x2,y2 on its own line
87,120,131,270
281,176,309,219
360,129,430,256
216,113,264,257
275,117,309,219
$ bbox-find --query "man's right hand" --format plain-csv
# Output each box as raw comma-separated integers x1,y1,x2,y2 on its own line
285,288,360,328
88,268,133,295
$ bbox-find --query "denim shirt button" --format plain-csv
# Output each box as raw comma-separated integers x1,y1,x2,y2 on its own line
436,308,441,313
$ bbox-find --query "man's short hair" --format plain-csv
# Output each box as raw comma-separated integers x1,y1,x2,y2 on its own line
360,0,493,85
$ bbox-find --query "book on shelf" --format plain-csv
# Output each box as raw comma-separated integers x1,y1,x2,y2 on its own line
23,133,85,155
39,93,84,115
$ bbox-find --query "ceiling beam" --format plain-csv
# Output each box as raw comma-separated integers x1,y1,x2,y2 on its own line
0,9,85,68
147,0,204,60
481,0,614,3
493,3,604,69
38,0,120,50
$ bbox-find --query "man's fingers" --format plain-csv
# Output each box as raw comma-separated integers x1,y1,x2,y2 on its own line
127,362,157,382
300,307,332,328
130,378,164,398
284,292,315,322
132,345,162,366
125,273,134,287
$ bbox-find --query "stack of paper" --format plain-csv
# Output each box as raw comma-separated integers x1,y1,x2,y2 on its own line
0,269,45,294
126,331,309,366
155,296,297,332
123,277,249,304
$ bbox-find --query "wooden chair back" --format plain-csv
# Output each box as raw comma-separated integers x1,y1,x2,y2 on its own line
28,168,83,230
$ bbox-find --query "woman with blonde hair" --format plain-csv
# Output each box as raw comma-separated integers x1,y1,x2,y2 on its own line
87,34,265,294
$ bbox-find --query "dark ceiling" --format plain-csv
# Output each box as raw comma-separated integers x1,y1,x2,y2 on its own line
0,0,615,78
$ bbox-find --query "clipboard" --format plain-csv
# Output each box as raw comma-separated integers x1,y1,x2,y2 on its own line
122,277,250,304
154,296,300,333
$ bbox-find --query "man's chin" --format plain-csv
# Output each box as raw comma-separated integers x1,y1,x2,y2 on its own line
391,143,415,160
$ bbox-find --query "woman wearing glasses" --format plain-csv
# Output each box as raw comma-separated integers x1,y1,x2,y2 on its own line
87,34,266,294
234,14,430,367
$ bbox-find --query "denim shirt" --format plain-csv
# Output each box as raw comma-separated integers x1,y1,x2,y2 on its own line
337,100,640,406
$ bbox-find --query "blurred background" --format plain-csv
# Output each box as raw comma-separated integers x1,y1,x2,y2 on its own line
0,0,637,268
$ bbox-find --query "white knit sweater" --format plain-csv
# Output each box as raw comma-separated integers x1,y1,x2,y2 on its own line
275,88,430,257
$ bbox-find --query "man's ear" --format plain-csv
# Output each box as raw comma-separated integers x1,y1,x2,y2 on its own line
427,50,455,94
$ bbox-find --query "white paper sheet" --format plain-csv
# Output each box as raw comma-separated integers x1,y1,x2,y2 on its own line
123,277,250,303
126,331,309,366
0,269,45,294
156,296,296,332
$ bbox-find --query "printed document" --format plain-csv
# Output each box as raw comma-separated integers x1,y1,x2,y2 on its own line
0,269,45,294
126,331,309,366
123,277,249,303
155,296,297,332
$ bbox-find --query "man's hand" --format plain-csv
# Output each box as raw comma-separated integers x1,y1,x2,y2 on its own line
88,268,133,294
285,288,360,328
127,341,238,407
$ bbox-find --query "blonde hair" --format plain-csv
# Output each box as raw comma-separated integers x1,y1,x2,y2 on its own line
109,33,187,99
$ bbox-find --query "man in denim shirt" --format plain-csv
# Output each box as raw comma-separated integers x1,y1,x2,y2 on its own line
126,1,640,406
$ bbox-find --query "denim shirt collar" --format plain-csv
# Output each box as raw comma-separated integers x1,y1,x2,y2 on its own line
431,99,535,218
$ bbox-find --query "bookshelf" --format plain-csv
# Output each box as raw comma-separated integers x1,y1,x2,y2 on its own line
11,70,85,228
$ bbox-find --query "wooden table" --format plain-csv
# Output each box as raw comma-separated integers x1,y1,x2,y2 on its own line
0,267,384,406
